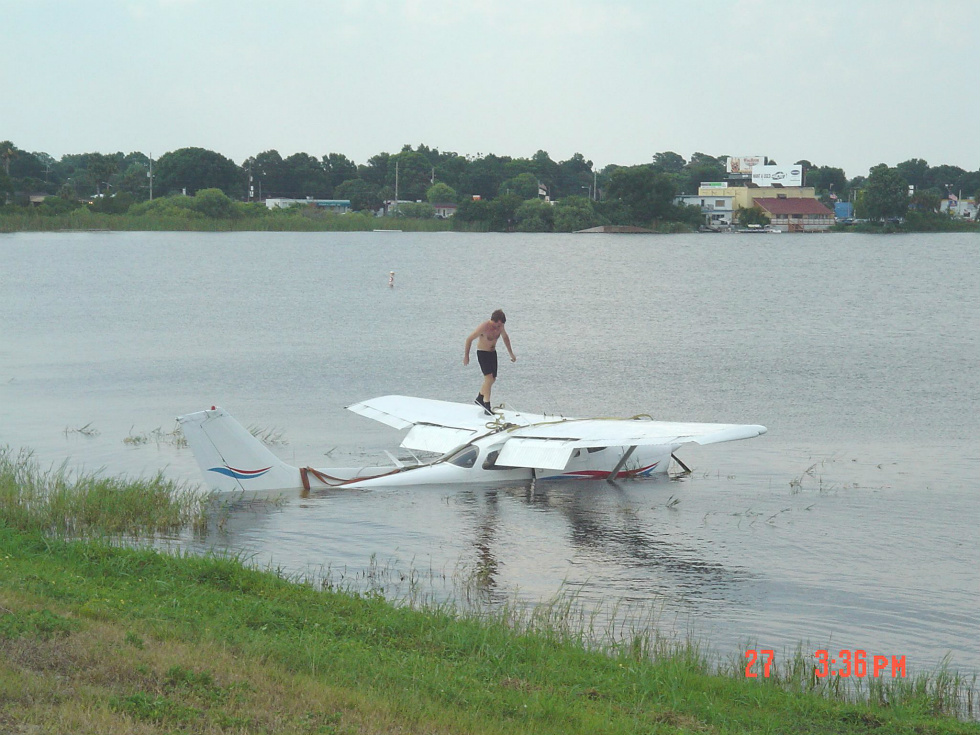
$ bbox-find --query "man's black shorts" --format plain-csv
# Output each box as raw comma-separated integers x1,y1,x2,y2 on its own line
477,350,498,377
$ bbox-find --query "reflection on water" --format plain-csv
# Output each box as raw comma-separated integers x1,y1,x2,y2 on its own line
1,230,977,678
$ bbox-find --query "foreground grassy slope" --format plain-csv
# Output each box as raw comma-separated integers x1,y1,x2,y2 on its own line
1,449,976,734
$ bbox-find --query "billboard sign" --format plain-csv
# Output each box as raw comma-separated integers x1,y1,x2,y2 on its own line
726,156,764,174
752,164,803,187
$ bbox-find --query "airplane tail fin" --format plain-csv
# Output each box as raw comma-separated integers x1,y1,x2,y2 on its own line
177,407,300,493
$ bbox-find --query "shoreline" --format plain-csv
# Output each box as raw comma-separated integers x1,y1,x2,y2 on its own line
3,219,977,235
1,450,977,733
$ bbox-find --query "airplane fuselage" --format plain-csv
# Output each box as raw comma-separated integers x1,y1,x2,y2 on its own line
177,397,764,494
335,432,672,489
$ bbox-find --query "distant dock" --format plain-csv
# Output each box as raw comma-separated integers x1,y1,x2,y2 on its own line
574,225,656,234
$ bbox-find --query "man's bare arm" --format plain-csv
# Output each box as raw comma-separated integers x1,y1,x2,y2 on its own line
463,324,485,365
502,329,516,362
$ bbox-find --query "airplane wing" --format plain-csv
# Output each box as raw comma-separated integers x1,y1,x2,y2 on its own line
347,395,490,431
496,418,768,470
346,395,507,454
348,396,766,469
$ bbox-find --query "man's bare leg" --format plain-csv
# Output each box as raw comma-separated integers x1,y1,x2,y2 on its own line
480,374,495,405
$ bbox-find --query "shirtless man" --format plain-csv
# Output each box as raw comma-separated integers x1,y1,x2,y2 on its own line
463,309,516,415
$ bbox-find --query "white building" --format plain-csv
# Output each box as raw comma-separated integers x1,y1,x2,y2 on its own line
265,198,351,213
940,198,977,219
674,188,734,227
432,202,457,218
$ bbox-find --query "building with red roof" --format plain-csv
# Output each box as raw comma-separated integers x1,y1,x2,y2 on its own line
752,197,835,232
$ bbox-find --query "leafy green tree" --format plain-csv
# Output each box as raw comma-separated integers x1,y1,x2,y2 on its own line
359,153,390,189
909,189,942,213
553,196,599,232
37,196,80,215
0,168,13,204
426,182,457,204
334,178,380,212
117,162,152,199
247,150,286,198
459,155,507,201
502,157,534,180
859,164,909,221
395,202,435,219
89,191,135,214
556,152,594,199
129,194,202,219
433,153,468,191
489,192,523,231
0,141,16,177
78,152,121,195
499,173,539,200
671,203,707,228
11,149,46,182
453,197,492,226
679,153,725,193
675,153,726,195
515,199,554,232
923,163,965,192
282,152,330,198
391,149,433,201
896,158,930,190
48,153,126,197
736,206,771,227
190,188,238,218
957,172,980,200
805,165,847,200
530,150,560,194
156,147,242,197
322,153,357,191
652,151,685,174
605,165,676,225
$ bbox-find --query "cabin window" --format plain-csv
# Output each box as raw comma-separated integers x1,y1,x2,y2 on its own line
587,446,607,453
448,446,479,468
479,449,507,470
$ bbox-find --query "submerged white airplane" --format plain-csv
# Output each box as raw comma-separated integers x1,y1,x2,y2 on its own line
177,395,767,493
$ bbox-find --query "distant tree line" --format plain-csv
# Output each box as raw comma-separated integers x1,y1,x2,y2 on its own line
1,139,978,231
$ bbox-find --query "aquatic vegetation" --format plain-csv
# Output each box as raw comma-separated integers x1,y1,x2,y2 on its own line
246,424,288,446
1,449,976,732
63,422,100,437
0,446,207,537
123,424,188,447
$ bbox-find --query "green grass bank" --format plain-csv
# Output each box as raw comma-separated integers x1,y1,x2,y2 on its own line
0,209,458,233
1,448,977,734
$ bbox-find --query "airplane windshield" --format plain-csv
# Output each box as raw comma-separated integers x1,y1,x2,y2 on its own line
447,446,478,468
481,449,513,470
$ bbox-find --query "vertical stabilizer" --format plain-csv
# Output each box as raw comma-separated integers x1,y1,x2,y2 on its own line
177,407,300,492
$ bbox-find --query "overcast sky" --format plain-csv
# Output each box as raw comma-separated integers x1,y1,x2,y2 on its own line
3,0,977,179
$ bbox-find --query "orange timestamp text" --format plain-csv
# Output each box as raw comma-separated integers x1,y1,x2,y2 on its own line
744,649,907,679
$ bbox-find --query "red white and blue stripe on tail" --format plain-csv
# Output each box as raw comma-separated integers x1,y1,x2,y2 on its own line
208,465,273,480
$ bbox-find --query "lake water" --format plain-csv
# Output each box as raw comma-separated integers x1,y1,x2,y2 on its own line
1,230,977,678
